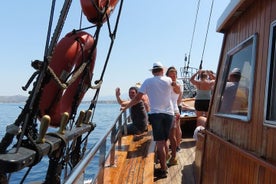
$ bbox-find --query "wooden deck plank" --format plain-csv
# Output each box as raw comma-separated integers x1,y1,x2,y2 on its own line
154,138,196,184
143,137,156,184
121,127,154,183
102,126,155,184
102,125,196,184
103,135,133,184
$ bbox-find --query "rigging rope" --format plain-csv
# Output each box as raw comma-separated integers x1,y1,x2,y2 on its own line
187,0,201,69
89,0,125,113
44,0,57,58
79,8,83,30
186,0,215,71
199,0,214,70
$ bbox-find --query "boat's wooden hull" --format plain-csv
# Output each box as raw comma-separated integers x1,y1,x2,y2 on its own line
198,0,276,183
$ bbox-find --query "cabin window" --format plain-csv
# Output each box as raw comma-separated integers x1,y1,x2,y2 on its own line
265,21,276,125
217,34,257,121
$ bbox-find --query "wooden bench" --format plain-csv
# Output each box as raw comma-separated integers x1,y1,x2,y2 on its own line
103,125,155,184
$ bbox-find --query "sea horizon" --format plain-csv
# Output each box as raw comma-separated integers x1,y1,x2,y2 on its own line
0,94,119,104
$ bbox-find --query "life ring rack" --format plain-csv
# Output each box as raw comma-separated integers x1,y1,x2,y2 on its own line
39,30,97,127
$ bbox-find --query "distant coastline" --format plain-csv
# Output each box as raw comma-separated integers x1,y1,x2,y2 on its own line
0,95,117,104
0,95,27,103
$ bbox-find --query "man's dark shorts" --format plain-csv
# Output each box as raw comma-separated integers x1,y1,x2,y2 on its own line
148,113,173,141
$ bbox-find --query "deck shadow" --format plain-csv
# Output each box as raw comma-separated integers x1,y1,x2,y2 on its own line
180,139,196,149
181,162,196,184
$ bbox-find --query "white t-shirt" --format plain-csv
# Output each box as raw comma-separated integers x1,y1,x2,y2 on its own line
139,75,174,115
171,90,180,114
172,80,182,114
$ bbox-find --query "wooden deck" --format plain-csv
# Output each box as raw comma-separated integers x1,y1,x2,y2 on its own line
154,137,196,184
102,124,197,184
103,126,155,184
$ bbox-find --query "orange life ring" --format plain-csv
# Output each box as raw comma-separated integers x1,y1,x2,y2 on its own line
39,31,96,126
80,0,119,24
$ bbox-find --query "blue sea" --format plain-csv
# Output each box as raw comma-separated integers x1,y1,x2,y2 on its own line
0,102,120,184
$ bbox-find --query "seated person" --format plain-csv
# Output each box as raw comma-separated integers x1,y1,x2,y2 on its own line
115,87,149,135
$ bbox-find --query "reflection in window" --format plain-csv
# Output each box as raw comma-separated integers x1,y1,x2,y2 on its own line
265,22,276,124
217,34,256,121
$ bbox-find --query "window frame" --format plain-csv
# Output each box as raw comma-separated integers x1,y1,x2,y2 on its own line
215,33,257,121
264,20,276,126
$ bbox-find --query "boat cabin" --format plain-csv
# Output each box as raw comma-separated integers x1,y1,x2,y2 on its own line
196,0,276,182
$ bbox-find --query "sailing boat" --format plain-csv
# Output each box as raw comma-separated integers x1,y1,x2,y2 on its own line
2,0,276,183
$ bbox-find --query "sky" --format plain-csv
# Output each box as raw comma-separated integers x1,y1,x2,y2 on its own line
0,0,230,100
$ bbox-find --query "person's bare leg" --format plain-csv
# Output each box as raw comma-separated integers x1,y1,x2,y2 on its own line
156,140,167,171
169,128,177,159
165,140,170,159
176,120,182,147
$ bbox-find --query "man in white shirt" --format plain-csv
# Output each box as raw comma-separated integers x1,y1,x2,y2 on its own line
121,62,175,178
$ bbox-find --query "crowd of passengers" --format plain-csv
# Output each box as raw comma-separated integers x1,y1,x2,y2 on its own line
116,61,233,178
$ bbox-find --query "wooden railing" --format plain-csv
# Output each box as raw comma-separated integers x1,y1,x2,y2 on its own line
64,110,129,184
